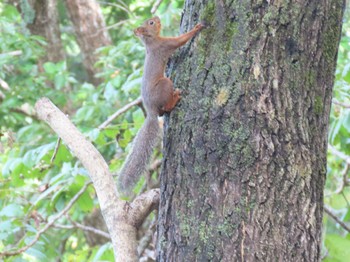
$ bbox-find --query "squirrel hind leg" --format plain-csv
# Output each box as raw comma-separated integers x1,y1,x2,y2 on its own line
151,78,181,115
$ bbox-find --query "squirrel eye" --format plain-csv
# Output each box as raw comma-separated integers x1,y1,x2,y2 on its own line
149,21,154,25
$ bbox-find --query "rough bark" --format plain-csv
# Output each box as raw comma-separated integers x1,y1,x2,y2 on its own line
11,0,65,63
64,0,111,86
157,1,345,261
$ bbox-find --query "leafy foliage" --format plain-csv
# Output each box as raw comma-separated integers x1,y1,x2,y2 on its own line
323,7,350,262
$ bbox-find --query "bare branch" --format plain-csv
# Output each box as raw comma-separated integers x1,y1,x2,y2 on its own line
50,137,61,164
332,99,350,108
151,0,163,14
138,218,157,255
328,144,350,193
0,78,10,91
34,97,138,261
335,163,350,194
98,97,142,129
54,219,110,240
328,144,350,165
129,189,160,228
10,108,38,120
0,50,23,57
324,205,350,233
0,182,92,257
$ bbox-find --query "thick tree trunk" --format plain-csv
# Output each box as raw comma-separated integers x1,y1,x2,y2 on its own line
157,1,345,261
11,0,65,63
64,0,111,86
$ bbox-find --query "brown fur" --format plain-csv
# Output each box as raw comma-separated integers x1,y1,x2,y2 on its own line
118,17,204,193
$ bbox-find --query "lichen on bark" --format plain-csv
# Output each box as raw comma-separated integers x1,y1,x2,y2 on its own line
157,0,345,261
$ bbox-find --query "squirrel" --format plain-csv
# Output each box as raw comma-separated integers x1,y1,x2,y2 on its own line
117,16,204,193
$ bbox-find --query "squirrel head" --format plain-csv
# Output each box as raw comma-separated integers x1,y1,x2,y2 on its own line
134,16,161,41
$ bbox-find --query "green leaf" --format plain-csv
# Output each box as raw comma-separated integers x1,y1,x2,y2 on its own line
104,82,119,103
77,191,93,212
325,234,350,262
0,220,12,232
344,208,350,222
0,203,24,217
2,4,20,20
329,117,342,144
54,74,66,90
43,62,57,74
92,243,112,262
2,158,22,177
25,247,47,260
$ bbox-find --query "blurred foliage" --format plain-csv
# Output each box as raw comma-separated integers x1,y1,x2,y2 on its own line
0,0,183,260
323,7,350,262
0,0,349,261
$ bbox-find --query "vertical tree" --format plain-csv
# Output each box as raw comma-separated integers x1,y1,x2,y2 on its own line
10,0,65,63
64,0,111,85
157,1,345,261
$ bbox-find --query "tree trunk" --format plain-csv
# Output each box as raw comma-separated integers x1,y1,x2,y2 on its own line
64,0,111,86
157,1,345,261
11,0,65,63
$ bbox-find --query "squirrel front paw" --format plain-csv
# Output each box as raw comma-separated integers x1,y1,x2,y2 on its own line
194,23,205,31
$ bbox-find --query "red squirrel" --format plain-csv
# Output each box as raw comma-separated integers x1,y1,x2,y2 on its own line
118,16,204,193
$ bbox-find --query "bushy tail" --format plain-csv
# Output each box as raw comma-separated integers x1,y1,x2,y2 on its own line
118,113,160,193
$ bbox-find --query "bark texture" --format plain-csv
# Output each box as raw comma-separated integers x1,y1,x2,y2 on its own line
12,0,65,62
64,0,111,86
157,1,345,261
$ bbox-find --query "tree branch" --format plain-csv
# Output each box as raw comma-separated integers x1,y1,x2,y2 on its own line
0,181,92,257
328,144,350,193
128,189,160,228
53,220,110,240
0,78,10,91
34,97,154,261
151,0,163,14
332,99,350,108
98,97,142,129
324,205,350,233
50,137,61,164
137,218,157,255
0,50,23,57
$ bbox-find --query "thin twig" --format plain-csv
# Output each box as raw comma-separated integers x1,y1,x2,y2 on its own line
328,144,350,193
151,0,164,14
332,99,350,108
137,217,157,255
103,19,129,31
67,215,110,239
0,182,92,257
50,138,61,164
98,97,142,129
335,163,350,194
98,1,132,16
54,220,110,239
10,108,38,120
0,50,23,57
324,205,350,233
0,78,10,91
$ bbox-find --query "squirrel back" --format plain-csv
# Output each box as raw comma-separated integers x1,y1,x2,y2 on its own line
117,112,160,193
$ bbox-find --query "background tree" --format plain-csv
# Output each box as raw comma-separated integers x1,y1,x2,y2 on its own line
0,0,349,261
9,0,66,63
63,0,111,85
